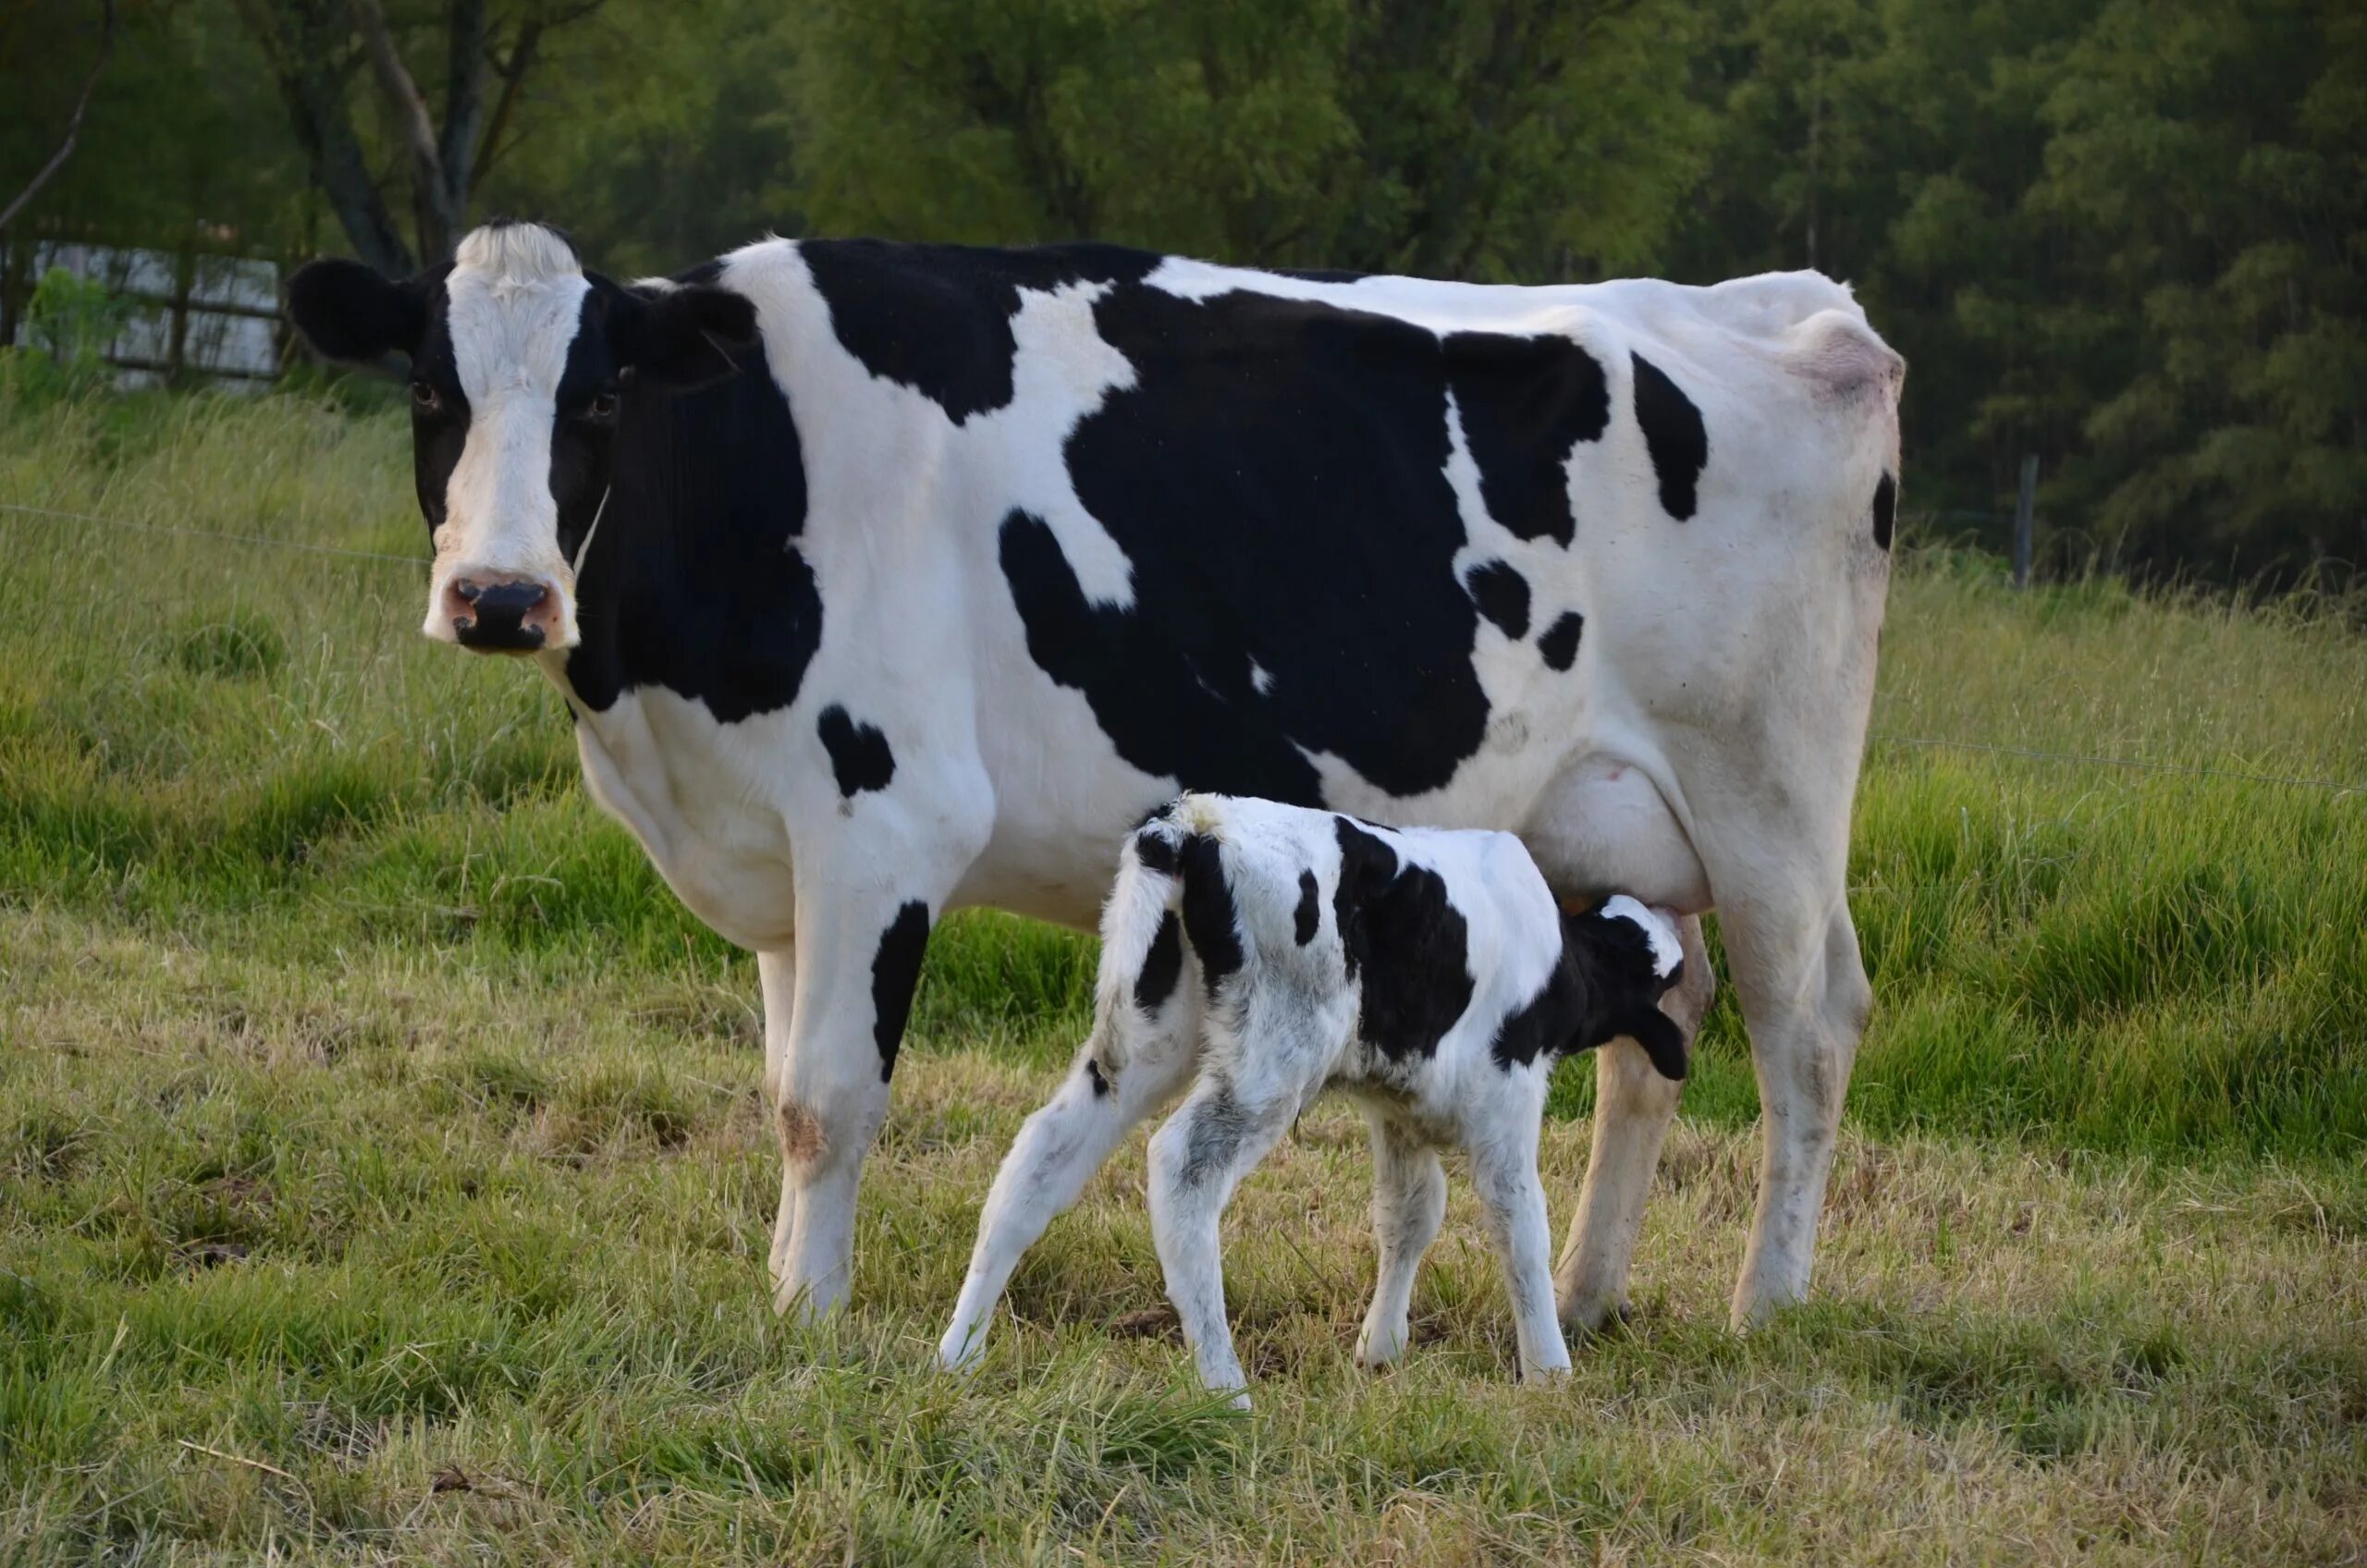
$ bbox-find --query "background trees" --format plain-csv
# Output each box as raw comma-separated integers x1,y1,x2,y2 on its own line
1,0,2358,582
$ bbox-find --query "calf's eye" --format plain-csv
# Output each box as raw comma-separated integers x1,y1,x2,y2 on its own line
585,390,619,421
410,381,441,413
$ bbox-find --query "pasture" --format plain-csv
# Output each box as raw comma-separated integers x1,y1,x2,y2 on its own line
3,389,2363,1562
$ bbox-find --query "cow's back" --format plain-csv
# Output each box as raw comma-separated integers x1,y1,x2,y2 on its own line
711,240,1900,924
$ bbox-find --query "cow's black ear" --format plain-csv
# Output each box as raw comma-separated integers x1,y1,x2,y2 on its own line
616,284,759,390
1628,1011,1688,1082
287,258,428,363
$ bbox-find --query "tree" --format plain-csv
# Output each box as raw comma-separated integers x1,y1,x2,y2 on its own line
231,0,606,274
783,0,1711,278
0,1,117,233
2014,0,2365,578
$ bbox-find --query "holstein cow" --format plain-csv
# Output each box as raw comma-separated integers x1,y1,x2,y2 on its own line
286,220,1901,1333
939,794,1689,1400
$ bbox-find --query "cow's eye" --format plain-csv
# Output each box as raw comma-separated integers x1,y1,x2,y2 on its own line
410,381,441,413
584,390,619,422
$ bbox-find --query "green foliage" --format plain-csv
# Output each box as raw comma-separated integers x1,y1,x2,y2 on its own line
783,0,1713,276
2,3,2360,568
0,269,136,403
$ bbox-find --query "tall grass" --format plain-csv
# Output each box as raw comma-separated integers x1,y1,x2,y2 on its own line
5,389,2360,1159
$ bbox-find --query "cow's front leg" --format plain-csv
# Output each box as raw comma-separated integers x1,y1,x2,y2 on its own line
1556,913,1711,1334
768,883,940,1322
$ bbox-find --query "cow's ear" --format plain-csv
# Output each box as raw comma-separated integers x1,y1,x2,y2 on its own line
615,284,759,390
1626,1012,1688,1082
287,258,428,363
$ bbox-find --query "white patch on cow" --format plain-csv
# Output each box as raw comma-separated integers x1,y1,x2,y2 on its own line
990,282,1139,606
1248,659,1274,696
433,224,591,643
1600,893,1681,979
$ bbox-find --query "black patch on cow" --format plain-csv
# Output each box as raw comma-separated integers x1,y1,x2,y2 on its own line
1000,508,1328,803
816,704,895,796
1872,471,1896,551
1177,834,1245,999
1293,870,1321,946
1490,961,1582,1071
1179,1085,1250,1187
566,325,821,722
1267,265,1371,283
1134,910,1184,1013
1537,611,1585,672
1464,559,1531,640
1631,353,1707,521
1085,1059,1111,1097
869,900,933,1081
1446,332,1608,546
1549,908,1690,1081
1132,825,1180,876
1009,288,1586,803
1331,818,1475,1060
799,239,1159,425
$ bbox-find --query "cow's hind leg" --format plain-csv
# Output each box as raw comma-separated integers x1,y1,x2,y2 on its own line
758,948,801,1290
1555,913,1712,1333
938,993,1202,1372
1354,1109,1445,1371
1723,893,1870,1327
1146,1080,1296,1405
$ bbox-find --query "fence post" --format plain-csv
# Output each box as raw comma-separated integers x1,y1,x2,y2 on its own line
167,239,194,383
0,234,24,348
2013,452,2039,589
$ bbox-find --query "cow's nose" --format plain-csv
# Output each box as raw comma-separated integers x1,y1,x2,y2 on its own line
444,575,558,653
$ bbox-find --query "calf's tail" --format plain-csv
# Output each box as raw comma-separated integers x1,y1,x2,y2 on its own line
1095,813,1190,1020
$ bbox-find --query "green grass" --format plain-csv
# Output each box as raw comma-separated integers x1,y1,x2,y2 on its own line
2,388,2363,1562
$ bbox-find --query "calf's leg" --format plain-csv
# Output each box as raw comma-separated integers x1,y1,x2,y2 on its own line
1146,1080,1295,1406
938,999,1201,1372
1354,1109,1446,1371
1467,1106,1572,1381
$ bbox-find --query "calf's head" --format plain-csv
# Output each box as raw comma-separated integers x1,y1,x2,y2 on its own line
286,222,757,654
1562,895,1689,1080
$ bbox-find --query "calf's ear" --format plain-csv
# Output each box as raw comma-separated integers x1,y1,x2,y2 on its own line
614,284,760,390
1627,1011,1688,1082
287,258,429,363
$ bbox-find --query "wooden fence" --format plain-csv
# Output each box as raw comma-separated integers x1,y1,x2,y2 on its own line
0,227,294,386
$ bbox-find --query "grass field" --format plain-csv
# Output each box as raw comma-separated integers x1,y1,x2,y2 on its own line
3,389,2363,1562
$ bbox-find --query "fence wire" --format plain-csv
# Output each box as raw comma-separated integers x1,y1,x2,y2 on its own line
5,497,2363,798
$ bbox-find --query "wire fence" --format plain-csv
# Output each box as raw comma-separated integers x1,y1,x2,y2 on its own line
4,497,2363,800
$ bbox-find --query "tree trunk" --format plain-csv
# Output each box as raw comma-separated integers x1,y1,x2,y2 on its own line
0,1,117,234
234,0,416,275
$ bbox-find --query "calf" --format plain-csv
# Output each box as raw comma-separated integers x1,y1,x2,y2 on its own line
938,794,1686,1400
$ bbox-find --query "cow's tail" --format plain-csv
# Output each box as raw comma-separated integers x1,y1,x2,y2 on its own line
1093,811,1191,1025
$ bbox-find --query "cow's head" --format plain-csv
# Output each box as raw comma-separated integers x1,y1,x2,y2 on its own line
1561,894,1689,1080
286,222,758,654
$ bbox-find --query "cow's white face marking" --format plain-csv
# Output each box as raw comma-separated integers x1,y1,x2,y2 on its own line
1600,893,1681,979
429,225,591,648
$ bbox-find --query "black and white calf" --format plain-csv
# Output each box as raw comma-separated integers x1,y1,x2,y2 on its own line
938,795,1686,1399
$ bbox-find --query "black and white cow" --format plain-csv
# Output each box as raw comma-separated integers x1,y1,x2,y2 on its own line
938,795,1687,1400
286,220,1901,1333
